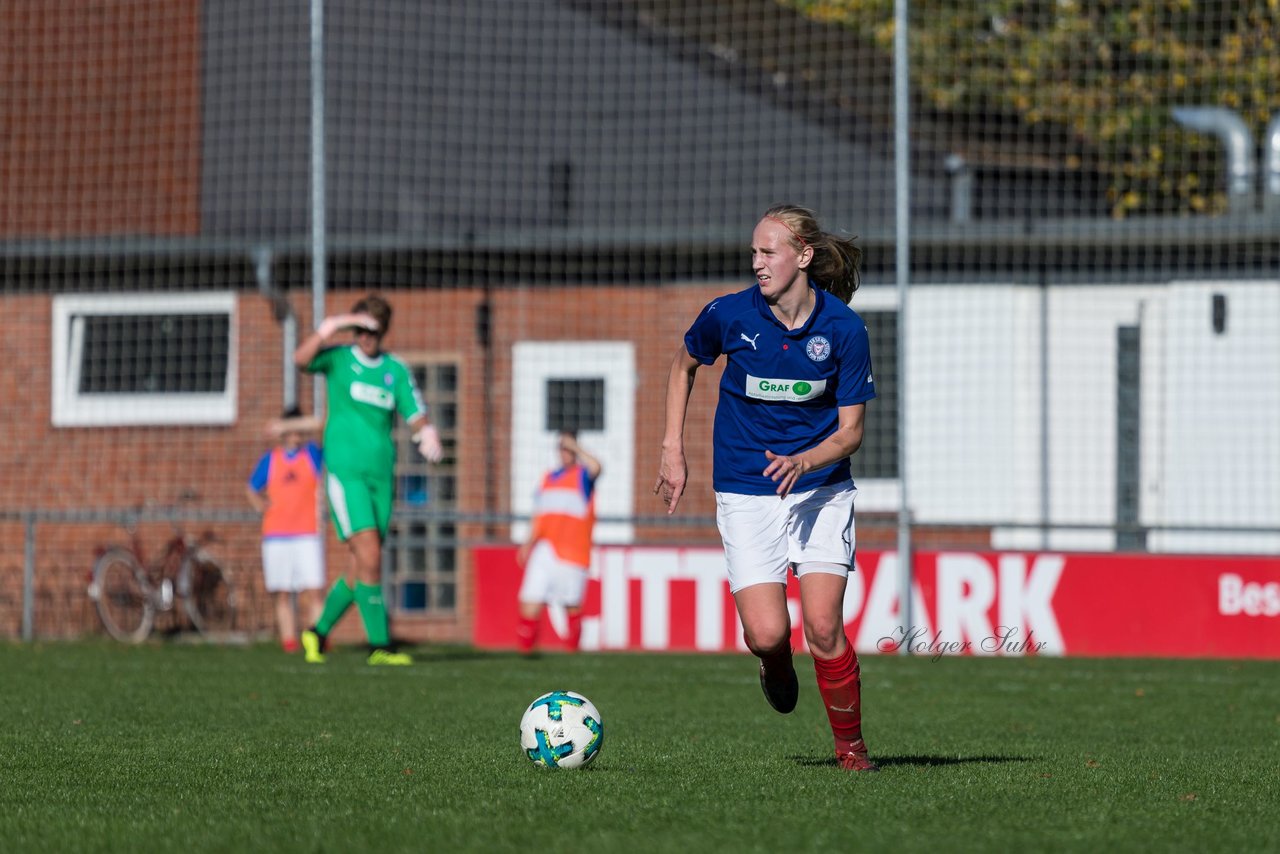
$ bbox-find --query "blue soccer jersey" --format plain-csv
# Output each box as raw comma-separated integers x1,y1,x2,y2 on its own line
684,284,876,495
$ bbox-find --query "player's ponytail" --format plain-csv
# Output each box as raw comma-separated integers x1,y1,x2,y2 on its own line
763,204,861,304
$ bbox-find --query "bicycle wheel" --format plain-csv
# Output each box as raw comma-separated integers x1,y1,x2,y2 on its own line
180,550,237,637
89,547,155,643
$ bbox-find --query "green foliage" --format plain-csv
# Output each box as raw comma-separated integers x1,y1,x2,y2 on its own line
1,642,1277,852
782,0,1280,217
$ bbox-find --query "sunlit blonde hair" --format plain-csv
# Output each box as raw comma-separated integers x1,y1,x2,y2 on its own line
763,204,861,303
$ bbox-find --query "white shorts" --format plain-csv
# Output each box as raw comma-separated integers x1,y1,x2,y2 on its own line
715,482,857,594
261,535,325,593
518,541,589,608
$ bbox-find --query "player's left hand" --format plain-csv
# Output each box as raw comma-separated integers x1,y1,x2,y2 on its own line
415,425,444,463
763,450,808,498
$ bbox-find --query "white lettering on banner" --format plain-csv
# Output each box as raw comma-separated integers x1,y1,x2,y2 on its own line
640,550,681,650
686,550,729,650
590,548,730,651
596,549,629,649
998,554,1066,654
583,547,1064,656
937,553,997,653
852,552,934,651
1219,573,1280,617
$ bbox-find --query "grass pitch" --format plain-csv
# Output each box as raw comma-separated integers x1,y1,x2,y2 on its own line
0,641,1276,853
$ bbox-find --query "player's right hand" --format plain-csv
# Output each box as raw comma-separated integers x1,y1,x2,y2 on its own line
318,313,380,339
653,450,688,514
415,424,444,463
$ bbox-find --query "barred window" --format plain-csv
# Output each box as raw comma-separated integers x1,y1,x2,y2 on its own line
546,378,606,432
52,293,237,426
388,359,460,617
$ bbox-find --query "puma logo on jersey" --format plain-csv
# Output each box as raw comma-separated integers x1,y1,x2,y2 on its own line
740,332,761,350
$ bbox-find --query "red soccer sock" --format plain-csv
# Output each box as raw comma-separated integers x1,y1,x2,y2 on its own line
566,612,583,651
516,615,539,653
812,640,865,749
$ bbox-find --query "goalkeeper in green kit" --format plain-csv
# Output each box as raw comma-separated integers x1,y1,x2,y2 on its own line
294,294,444,666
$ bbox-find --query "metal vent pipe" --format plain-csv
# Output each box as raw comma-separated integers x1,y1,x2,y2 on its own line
1264,112,1280,212
1171,106,1255,210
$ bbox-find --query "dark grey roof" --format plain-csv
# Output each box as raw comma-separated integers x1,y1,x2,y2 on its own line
201,0,943,246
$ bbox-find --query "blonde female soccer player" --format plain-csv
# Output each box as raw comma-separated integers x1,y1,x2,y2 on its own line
653,204,879,771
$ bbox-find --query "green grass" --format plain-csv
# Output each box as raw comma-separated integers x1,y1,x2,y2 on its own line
0,642,1276,853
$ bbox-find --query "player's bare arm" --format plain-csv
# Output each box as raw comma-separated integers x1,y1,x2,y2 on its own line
292,312,381,368
245,485,269,514
564,434,603,480
654,346,700,514
764,402,865,497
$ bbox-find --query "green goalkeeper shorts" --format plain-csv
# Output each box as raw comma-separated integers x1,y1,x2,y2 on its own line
325,471,393,541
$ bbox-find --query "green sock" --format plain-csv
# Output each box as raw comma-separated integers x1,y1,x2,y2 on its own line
315,578,355,636
354,582,391,648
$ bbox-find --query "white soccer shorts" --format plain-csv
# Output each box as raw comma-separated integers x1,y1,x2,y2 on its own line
518,540,589,607
261,535,326,592
715,482,857,594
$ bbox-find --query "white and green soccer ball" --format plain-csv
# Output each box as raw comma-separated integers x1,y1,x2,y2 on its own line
519,690,604,769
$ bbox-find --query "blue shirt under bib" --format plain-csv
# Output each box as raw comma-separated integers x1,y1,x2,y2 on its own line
684,284,876,495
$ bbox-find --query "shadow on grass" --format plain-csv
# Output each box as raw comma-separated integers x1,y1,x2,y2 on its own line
791,754,1036,769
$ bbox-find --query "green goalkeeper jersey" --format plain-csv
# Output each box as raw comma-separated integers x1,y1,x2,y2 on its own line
307,345,426,477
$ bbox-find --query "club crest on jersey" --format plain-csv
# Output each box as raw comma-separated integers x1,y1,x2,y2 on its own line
805,336,831,362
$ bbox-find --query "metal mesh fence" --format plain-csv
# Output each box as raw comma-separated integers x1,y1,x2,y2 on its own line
2,0,1277,640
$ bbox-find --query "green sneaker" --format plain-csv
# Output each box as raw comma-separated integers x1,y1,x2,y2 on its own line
367,648,412,666
301,629,326,664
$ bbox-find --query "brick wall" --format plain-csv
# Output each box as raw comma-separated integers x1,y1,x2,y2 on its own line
1,285,733,641
3,284,984,641
0,1,201,237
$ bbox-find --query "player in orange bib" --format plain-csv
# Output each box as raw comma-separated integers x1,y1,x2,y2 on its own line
246,407,325,653
516,431,602,653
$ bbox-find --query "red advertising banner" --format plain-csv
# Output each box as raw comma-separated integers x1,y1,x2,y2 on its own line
472,546,1280,658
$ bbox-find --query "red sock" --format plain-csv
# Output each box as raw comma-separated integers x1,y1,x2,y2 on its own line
516,615,539,653
812,640,864,750
566,612,583,651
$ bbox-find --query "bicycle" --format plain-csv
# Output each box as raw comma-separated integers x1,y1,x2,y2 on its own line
87,519,238,643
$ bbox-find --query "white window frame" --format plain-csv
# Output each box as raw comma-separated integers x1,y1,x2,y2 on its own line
510,341,635,545
51,292,239,427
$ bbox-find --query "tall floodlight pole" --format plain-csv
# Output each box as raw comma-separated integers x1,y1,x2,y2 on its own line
310,0,327,408
893,0,913,653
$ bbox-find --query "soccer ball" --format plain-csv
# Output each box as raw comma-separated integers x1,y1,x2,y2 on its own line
519,690,604,769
